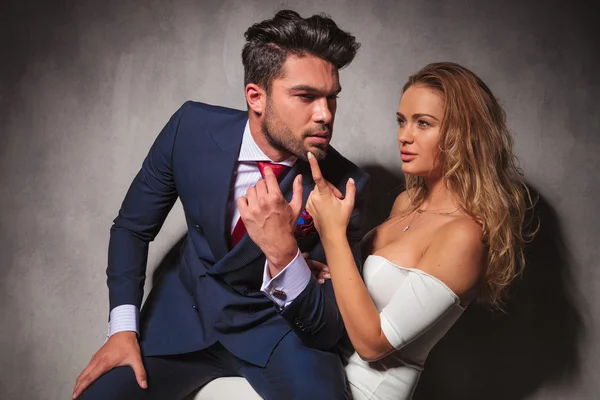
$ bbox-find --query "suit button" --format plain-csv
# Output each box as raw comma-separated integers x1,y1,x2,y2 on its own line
195,224,203,233
244,288,252,296
192,304,196,309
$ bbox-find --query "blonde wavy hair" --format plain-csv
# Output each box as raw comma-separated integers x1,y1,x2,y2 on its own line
402,62,535,309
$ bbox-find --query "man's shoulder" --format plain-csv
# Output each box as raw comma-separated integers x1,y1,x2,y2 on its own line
180,100,246,118
174,101,248,139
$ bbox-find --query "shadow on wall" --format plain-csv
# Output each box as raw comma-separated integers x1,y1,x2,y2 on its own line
353,166,589,400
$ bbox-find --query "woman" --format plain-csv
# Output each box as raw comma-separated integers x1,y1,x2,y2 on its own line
306,62,533,399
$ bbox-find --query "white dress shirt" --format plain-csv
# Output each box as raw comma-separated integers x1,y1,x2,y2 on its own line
108,121,312,337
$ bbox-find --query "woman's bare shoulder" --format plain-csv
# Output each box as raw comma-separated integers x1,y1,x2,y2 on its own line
416,216,486,302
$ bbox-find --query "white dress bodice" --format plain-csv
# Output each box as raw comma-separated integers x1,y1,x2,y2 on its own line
346,255,465,400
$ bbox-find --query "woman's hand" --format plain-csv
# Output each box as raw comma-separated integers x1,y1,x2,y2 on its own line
303,252,331,284
305,152,356,239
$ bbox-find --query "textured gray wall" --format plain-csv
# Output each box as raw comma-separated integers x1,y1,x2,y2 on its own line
1,0,598,399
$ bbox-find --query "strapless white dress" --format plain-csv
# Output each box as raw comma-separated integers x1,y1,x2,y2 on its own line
346,255,465,400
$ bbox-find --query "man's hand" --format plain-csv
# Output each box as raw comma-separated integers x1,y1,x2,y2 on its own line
237,167,303,275
72,331,146,399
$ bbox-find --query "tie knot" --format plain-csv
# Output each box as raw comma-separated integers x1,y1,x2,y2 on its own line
256,161,289,180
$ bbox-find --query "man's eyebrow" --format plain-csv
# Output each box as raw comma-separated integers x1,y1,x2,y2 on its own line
289,85,342,95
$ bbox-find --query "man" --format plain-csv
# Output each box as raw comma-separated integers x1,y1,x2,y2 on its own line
74,10,369,399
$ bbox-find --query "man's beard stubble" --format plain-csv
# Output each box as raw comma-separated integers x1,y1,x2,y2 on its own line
261,101,330,161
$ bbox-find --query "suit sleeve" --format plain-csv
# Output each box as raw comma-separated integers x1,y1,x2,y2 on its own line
106,102,190,312
279,173,370,351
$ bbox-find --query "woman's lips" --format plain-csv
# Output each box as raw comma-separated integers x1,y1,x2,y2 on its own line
401,152,416,162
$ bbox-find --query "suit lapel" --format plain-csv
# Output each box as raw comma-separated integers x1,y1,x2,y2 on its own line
283,159,313,206
200,113,247,261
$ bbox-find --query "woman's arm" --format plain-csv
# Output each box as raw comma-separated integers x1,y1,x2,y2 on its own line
320,231,395,361
320,218,485,361
305,153,393,360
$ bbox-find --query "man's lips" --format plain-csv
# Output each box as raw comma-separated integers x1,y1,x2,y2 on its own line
307,132,330,144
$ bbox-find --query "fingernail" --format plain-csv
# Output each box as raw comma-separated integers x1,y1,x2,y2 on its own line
307,152,313,160
349,177,355,184
324,274,331,279
318,279,324,284
142,380,148,389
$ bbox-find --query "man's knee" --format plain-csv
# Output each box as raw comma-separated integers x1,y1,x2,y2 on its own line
78,366,144,400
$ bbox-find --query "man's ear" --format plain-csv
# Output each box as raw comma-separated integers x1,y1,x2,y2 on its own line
245,83,266,115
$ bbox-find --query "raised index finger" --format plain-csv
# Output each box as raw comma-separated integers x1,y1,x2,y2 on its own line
307,152,328,192
262,166,283,195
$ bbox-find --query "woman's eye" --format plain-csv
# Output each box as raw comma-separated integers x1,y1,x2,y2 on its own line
397,118,406,126
418,120,431,127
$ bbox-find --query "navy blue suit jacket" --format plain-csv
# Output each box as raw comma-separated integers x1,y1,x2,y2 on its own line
106,101,370,367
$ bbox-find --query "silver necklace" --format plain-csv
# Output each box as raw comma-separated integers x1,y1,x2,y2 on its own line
403,207,461,232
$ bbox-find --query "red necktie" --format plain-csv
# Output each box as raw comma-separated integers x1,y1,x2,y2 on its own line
230,161,290,247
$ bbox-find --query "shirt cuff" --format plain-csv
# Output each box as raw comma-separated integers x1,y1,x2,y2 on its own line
261,249,311,309
108,304,139,338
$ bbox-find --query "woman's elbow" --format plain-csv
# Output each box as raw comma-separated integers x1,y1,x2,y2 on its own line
355,343,393,362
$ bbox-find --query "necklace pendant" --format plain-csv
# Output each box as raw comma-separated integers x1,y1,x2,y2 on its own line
403,225,410,232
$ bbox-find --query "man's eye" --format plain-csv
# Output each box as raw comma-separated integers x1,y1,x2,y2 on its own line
299,94,315,100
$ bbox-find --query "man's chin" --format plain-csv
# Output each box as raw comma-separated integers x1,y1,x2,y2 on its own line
303,145,328,161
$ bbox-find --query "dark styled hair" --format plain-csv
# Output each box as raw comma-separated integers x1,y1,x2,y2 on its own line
242,10,360,91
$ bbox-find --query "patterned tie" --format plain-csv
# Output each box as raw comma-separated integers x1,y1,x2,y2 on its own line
230,161,290,248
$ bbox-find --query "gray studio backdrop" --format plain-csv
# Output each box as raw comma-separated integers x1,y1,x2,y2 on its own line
1,0,598,399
